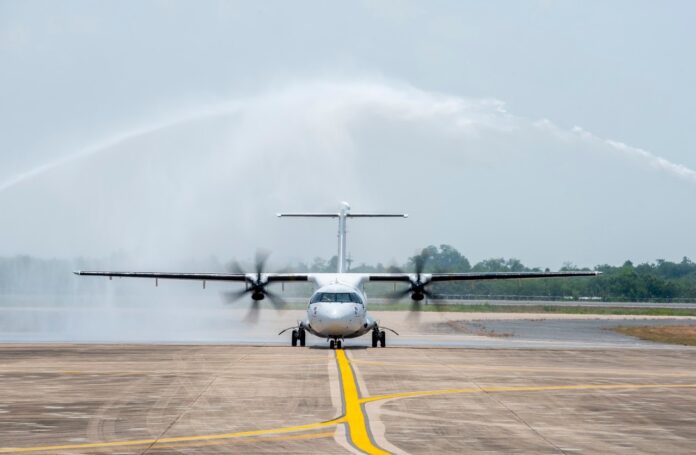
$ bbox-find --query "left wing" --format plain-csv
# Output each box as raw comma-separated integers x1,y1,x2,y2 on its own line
368,271,600,282
366,270,600,300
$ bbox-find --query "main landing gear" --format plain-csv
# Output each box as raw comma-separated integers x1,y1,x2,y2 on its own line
291,328,306,347
329,339,342,349
372,329,386,348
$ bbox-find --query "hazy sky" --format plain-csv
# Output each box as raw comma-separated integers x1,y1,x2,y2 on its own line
1,0,695,269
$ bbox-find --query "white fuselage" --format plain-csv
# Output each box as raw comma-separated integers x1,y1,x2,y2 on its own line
302,280,376,339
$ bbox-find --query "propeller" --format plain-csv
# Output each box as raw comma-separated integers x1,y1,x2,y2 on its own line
222,250,286,323
387,253,443,320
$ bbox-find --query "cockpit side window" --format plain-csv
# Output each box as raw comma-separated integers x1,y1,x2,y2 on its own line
350,293,363,304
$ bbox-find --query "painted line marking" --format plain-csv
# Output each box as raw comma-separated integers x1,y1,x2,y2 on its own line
351,359,696,377
360,383,696,404
0,419,343,453
335,350,389,455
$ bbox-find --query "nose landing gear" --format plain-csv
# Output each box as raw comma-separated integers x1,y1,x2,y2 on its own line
329,338,343,349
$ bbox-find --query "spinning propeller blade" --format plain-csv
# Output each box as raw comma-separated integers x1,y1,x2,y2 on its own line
221,250,286,323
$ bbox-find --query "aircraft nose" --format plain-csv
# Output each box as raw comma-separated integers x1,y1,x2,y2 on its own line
311,303,361,336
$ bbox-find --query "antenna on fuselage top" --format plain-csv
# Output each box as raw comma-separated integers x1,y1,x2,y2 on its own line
277,202,408,273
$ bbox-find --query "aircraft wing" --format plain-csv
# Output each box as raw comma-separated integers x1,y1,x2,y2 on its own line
74,271,310,283
368,271,600,282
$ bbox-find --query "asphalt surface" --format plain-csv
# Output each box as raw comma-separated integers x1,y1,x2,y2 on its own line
0,344,695,454
2,298,696,453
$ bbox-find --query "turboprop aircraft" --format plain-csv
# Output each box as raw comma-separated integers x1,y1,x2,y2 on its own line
75,202,599,349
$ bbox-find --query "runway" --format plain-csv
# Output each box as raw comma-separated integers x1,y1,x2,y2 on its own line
1,341,695,454
3,303,696,348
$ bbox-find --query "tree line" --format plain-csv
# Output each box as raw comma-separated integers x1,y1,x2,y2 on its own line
2,245,696,301
294,244,696,302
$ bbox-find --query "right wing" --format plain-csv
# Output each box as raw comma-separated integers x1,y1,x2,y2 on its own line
74,271,309,283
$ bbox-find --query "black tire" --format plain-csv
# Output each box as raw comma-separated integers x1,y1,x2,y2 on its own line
299,328,306,347
371,330,378,348
336,340,342,349
379,330,386,348
291,330,298,347
329,339,335,349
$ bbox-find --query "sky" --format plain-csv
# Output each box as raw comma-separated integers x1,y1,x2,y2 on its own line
1,0,695,270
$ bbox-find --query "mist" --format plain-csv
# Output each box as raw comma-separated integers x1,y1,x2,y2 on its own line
0,78,694,270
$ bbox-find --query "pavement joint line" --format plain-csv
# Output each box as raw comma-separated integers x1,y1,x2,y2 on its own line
140,371,219,454
473,377,567,454
443,352,567,454
3,351,696,454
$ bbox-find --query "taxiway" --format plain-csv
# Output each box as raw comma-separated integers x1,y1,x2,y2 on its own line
1,330,695,453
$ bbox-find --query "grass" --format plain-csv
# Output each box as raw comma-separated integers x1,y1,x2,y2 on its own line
367,302,696,317
281,300,696,316
613,325,696,346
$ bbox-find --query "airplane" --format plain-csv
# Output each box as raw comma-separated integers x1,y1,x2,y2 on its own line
75,202,599,349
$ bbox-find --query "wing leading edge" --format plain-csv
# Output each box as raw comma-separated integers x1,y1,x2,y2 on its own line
73,271,309,282
368,271,600,282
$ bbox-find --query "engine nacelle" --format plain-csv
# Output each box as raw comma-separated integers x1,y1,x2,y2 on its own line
411,292,425,301
251,291,265,301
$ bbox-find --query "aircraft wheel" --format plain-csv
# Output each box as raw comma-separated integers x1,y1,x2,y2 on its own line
299,328,306,347
329,339,335,349
379,330,386,348
371,330,378,348
336,340,342,349
291,330,298,347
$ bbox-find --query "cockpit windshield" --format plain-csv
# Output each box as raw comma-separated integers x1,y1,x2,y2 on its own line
310,292,363,304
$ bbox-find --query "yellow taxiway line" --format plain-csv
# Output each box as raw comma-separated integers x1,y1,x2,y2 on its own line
0,419,343,453
360,382,696,404
3,351,696,454
335,349,390,455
